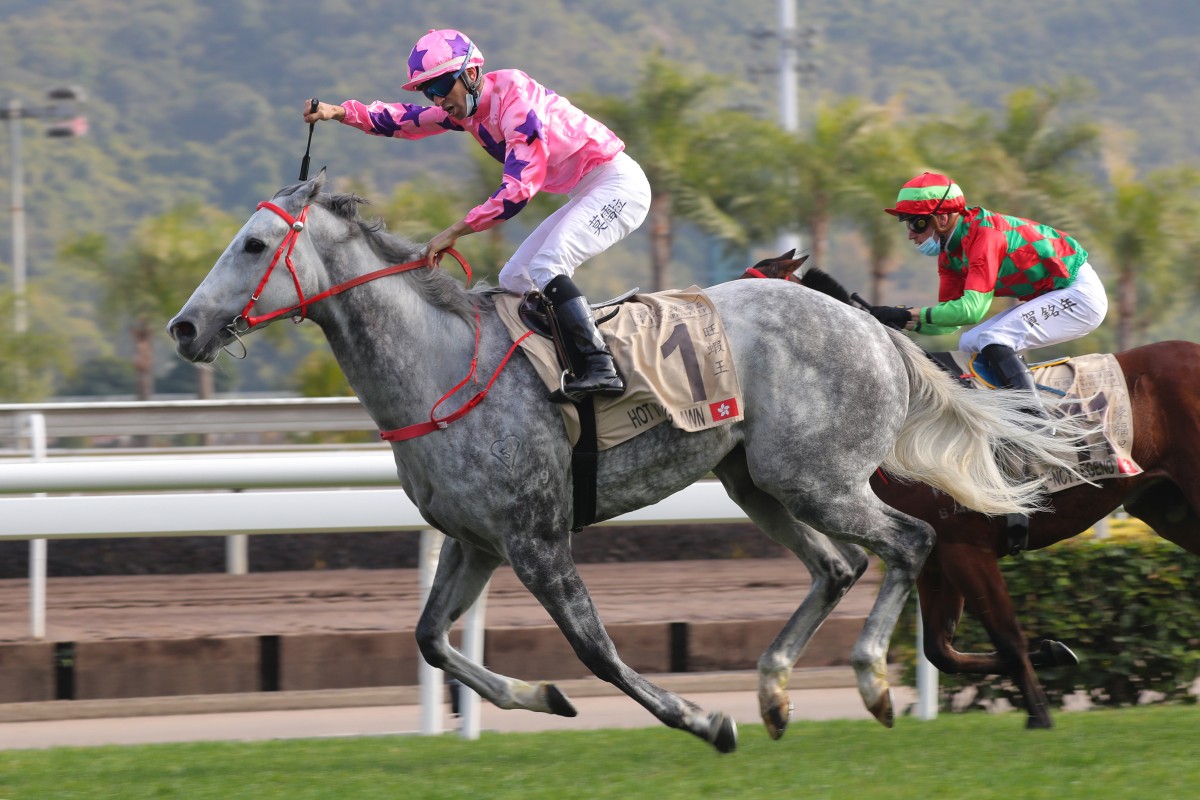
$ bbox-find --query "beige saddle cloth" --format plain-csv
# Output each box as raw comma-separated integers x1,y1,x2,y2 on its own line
947,351,1142,492
496,286,744,450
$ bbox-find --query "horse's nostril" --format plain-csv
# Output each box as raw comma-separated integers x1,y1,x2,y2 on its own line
170,320,196,343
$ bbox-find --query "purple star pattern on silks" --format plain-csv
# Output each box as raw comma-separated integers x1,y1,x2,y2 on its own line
446,33,471,57
407,47,428,76
503,153,530,181
368,109,402,136
514,110,543,144
438,117,464,132
495,197,527,220
399,105,425,127
476,126,507,163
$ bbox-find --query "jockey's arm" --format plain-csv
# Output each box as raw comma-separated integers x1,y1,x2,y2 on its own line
913,289,993,334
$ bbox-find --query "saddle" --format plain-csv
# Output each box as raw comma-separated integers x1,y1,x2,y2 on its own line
928,350,1142,556
496,286,748,531
519,287,637,343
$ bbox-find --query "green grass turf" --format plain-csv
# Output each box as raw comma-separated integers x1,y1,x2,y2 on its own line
1,706,1195,799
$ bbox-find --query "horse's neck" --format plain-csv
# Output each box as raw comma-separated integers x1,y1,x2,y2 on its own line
311,252,478,428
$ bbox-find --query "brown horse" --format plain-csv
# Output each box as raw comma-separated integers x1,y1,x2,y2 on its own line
741,252,1200,728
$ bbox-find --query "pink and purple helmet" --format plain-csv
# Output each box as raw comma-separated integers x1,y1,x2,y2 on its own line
402,29,486,92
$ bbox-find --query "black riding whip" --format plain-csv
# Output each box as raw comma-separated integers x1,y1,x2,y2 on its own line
299,98,318,181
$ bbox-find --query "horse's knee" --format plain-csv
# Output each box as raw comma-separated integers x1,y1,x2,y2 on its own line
572,638,622,683
414,622,448,670
923,639,961,674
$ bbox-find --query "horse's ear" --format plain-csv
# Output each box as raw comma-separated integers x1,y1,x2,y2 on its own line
307,168,327,200
779,248,796,260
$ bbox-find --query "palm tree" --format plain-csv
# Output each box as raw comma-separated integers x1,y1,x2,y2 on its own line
779,97,911,272
676,111,794,258
63,203,239,401
829,97,919,304
1086,164,1200,350
911,80,1102,233
584,55,722,290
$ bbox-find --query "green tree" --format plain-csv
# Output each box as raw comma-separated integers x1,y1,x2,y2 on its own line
829,97,920,304
680,111,794,255
62,203,239,401
585,55,724,290
0,287,74,401
780,96,912,273
911,81,1102,233
1086,163,1200,350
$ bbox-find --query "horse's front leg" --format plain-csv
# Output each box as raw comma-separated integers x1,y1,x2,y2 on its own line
506,531,738,753
941,542,1055,729
416,537,576,717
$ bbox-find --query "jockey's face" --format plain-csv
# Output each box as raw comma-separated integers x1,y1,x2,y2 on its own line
426,67,478,120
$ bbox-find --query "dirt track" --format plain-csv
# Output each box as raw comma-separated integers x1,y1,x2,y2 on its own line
0,557,881,643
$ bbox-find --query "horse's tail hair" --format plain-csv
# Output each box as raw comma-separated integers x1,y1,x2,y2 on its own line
881,329,1092,516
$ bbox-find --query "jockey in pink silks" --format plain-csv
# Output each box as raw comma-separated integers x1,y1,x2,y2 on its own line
304,28,651,401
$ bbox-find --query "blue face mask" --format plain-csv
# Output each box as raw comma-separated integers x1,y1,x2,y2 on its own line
916,235,942,257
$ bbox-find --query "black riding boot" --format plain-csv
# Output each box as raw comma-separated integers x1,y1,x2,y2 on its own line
545,275,625,402
981,343,1051,421
982,343,1049,554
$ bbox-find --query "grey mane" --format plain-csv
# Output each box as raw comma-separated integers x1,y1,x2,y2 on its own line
296,188,492,321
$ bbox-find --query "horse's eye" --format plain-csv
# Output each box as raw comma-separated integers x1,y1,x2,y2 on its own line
244,238,266,254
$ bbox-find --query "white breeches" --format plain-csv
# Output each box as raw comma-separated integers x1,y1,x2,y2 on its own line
958,262,1108,354
498,151,651,294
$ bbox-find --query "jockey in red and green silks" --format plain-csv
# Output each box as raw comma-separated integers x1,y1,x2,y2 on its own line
867,171,1108,413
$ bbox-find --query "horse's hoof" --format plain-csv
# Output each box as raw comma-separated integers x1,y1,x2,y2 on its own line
1036,639,1080,669
543,684,577,717
1026,714,1054,730
761,696,792,740
706,712,738,754
867,688,894,728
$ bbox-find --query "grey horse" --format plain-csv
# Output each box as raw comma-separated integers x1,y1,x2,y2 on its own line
168,173,1085,752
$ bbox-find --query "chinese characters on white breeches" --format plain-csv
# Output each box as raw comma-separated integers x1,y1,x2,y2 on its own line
958,262,1109,354
498,151,651,294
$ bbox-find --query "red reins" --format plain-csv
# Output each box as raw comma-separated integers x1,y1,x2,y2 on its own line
243,200,531,441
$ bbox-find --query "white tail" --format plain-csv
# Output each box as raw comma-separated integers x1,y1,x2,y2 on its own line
881,330,1090,516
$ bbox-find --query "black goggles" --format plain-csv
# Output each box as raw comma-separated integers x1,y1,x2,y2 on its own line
904,215,932,234
901,182,954,233
421,72,459,101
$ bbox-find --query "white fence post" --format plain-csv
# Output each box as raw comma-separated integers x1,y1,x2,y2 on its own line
28,412,47,639
915,599,938,720
418,529,444,735
458,580,489,740
226,534,249,575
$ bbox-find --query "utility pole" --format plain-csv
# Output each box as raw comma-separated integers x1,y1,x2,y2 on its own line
1,87,87,393
749,0,818,257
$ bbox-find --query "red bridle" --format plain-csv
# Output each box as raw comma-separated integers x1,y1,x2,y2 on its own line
234,199,530,441
233,200,464,331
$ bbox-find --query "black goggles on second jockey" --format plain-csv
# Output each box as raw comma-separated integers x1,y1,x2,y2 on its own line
420,44,474,101
902,182,954,234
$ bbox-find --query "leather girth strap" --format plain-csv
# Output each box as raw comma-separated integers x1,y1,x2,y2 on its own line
571,396,599,532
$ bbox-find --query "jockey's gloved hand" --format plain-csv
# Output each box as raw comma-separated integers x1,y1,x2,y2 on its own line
868,305,912,330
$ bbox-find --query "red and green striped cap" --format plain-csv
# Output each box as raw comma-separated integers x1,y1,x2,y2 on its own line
884,172,966,217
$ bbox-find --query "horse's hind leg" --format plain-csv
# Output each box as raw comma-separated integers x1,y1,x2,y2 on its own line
788,490,935,728
1125,480,1200,556
918,545,1055,729
416,537,576,717
506,531,738,753
716,460,869,739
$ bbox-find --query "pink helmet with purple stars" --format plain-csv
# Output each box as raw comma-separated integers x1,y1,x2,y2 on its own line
402,29,486,92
